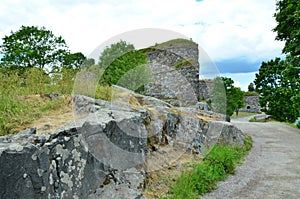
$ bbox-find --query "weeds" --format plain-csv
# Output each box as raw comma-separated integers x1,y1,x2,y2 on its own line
164,135,252,199
0,67,74,135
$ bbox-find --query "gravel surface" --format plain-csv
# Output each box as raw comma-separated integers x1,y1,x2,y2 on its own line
202,115,300,199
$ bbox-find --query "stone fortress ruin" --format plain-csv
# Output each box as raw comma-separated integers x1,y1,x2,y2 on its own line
0,38,249,199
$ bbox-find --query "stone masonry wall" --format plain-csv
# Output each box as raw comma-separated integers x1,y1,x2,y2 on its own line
239,96,261,113
144,45,200,106
198,79,214,100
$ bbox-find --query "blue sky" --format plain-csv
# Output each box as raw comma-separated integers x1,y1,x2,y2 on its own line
0,0,284,90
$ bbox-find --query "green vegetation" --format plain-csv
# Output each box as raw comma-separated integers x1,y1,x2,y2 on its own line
254,0,299,125
98,40,135,69
247,82,255,92
174,58,197,69
243,91,259,96
0,25,85,72
210,76,244,117
231,112,257,119
0,67,76,135
98,40,153,92
164,136,252,199
274,0,300,56
254,57,299,123
0,25,87,135
154,38,197,49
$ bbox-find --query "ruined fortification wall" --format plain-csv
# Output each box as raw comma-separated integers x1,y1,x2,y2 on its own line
144,45,200,106
239,95,261,113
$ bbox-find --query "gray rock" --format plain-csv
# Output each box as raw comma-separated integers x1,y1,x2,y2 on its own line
206,121,245,146
196,101,210,111
0,91,246,198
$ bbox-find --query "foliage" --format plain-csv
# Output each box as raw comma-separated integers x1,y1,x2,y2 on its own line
0,26,69,71
166,136,252,199
154,38,197,49
73,69,99,98
257,0,300,123
254,57,299,122
81,58,95,68
210,76,244,116
174,58,197,69
99,48,149,91
95,85,112,101
98,40,134,68
243,91,259,96
0,94,67,136
116,64,154,92
296,121,300,129
61,52,86,70
52,67,78,94
247,82,255,92
0,66,76,135
274,0,300,56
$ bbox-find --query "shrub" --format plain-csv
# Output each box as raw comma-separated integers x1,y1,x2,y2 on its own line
296,121,300,129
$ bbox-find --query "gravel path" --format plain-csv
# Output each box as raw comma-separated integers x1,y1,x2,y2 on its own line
202,115,300,199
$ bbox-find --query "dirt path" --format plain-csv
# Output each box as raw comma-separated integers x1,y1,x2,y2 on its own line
202,115,300,199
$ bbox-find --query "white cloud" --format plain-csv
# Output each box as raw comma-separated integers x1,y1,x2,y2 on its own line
0,0,284,65
221,72,258,91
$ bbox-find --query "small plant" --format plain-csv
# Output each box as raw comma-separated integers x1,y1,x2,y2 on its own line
174,58,196,69
165,136,252,199
95,85,112,101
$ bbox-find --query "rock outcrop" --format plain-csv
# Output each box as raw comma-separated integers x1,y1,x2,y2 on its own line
0,87,245,199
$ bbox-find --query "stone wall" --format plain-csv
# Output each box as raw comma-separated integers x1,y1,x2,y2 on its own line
144,44,200,106
198,79,214,100
239,96,261,113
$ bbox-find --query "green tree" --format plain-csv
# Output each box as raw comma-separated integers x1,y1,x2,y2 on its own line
81,58,95,68
247,82,255,92
99,40,134,69
210,77,244,117
0,26,69,71
98,41,150,92
99,50,148,87
254,57,299,122
62,52,86,70
254,0,300,123
274,0,300,56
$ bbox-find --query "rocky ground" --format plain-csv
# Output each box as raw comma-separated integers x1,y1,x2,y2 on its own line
0,88,246,199
202,115,300,199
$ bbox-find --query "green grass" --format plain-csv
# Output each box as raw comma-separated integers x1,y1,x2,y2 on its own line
174,58,197,69
0,94,68,136
243,91,259,96
164,135,252,199
0,66,117,135
231,111,258,119
154,38,197,49
0,67,74,135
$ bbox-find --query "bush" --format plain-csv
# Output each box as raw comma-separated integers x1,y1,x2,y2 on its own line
296,121,300,129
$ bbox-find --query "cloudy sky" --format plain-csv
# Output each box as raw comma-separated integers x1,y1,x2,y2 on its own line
0,0,284,90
